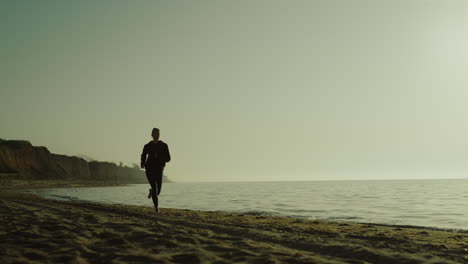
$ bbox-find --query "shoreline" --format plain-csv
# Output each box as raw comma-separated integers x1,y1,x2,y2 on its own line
1,180,467,263
0,179,130,190
7,179,467,233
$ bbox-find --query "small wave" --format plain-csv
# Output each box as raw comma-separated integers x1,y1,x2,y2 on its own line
229,199,249,203
280,209,326,214
241,210,275,216
327,216,364,221
47,194,78,201
272,203,289,207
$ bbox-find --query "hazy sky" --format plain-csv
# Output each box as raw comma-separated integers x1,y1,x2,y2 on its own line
1,1,467,182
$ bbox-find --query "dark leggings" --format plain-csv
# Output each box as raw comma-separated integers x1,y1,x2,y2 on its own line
145,168,163,207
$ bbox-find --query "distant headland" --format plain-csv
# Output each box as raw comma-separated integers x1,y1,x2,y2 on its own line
0,138,170,184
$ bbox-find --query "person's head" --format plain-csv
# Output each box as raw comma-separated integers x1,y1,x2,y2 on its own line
151,128,160,141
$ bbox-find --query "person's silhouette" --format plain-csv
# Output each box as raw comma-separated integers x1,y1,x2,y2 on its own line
140,128,171,214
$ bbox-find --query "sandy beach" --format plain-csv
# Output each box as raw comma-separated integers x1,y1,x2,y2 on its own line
0,181,466,264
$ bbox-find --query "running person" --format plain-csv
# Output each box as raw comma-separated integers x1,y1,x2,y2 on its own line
140,128,171,213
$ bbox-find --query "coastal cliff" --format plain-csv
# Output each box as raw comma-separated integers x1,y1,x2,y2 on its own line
0,139,169,183
0,139,65,179
52,154,90,180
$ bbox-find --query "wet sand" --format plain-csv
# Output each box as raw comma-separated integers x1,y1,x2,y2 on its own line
0,181,466,263
0,179,126,190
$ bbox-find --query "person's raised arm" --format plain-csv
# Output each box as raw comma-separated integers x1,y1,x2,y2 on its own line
140,144,148,168
165,144,171,163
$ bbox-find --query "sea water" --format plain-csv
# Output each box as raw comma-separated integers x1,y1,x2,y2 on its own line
23,179,468,230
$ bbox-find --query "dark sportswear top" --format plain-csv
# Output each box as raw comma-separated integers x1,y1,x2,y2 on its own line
141,140,171,169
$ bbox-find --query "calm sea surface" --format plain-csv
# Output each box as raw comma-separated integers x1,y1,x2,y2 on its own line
23,179,467,230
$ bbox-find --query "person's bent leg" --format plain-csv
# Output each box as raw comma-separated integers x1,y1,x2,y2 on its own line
156,170,163,195
146,169,158,208
151,184,158,208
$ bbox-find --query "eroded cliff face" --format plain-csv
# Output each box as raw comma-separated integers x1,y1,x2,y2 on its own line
52,154,90,180
89,161,118,181
88,162,148,183
0,139,65,179
0,139,166,183
116,166,147,183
